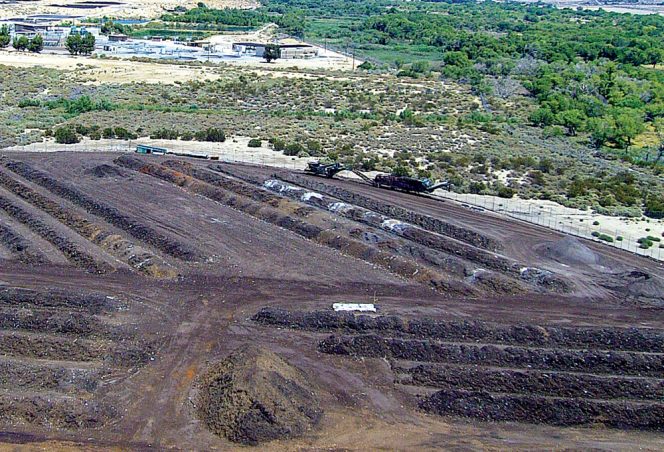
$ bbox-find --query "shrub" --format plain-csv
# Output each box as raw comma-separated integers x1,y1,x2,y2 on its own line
598,234,614,243
248,138,262,148
497,186,516,199
195,127,225,142
18,98,41,108
284,142,304,156
114,127,137,140
644,195,664,219
54,127,79,144
270,138,286,152
151,128,179,140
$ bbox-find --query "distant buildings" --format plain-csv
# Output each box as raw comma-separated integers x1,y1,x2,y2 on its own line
0,19,99,48
232,42,319,59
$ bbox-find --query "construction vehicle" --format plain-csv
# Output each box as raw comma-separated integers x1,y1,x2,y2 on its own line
305,161,346,178
304,161,448,195
373,174,449,194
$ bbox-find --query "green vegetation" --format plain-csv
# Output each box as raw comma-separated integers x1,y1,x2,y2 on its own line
12,36,29,51
54,127,80,144
65,33,96,55
0,25,10,48
161,6,269,26
264,44,281,63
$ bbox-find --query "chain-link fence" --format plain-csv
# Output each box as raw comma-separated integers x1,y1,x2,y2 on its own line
437,191,663,261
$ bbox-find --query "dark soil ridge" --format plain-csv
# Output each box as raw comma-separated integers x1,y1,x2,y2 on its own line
165,160,286,206
0,326,157,368
318,334,664,376
399,363,664,401
0,287,117,315
0,193,110,274
0,169,176,278
208,163,266,186
276,171,501,251
0,307,107,338
0,222,47,265
419,388,664,431
252,308,664,353
0,393,116,430
84,164,128,179
263,180,520,277
0,358,100,394
116,156,475,295
1,158,200,262
0,332,105,362
206,165,541,291
170,161,506,285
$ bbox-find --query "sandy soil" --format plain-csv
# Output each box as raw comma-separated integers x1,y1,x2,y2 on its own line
0,47,355,84
0,0,258,21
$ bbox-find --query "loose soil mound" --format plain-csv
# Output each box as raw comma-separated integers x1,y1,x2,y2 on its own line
196,346,322,446
599,271,664,307
540,237,600,266
85,164,128,179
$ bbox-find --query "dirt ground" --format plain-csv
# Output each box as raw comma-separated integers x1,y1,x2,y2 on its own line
0,151,662,449
0,49,355,84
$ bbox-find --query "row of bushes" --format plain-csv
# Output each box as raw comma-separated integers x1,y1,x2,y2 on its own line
149,127,226,142
49,125,227,144
48,125,138,144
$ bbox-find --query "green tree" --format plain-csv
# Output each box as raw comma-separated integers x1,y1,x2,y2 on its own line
81,33,95,55
66,33,95,55
263,44,281,63
27,34,43,53
65,33,82,55
586,117,615,148
529,107,555,127
646,48,663,68
613,110,645,148
12,35,29,51
556,109,584,136
0,25,10,48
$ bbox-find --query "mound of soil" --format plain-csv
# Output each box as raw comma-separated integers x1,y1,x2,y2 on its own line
85,164,128,179
540,237,600,266
196,346,322,446
599,270,664,307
